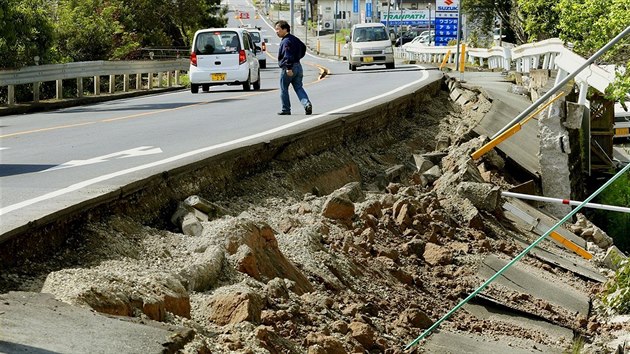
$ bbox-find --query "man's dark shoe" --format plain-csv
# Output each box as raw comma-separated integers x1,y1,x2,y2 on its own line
277,111,291,115
305,104,312,115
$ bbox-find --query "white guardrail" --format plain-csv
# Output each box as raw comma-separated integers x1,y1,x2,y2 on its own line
398,37,617,95
0,59,189,106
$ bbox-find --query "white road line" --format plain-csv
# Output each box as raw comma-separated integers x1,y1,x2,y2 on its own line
0,71,430,216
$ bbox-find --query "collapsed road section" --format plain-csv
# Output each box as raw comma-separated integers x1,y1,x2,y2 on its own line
1,75,628,353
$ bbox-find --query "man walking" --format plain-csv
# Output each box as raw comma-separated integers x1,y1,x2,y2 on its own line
274,20,313,115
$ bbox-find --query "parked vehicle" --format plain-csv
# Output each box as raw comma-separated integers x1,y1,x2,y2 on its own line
614,103,630,139
240,25,268,69
401,33,435,48
189,28,261,93
346,23,395,71
394,27,431,47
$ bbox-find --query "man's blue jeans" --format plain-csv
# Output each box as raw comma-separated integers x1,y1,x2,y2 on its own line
280,63,311,113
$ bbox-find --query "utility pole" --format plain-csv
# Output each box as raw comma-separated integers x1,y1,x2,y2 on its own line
427,3,431,44
305,0,308,44
455,0,461,71
333,0,338,56
290,0,294,32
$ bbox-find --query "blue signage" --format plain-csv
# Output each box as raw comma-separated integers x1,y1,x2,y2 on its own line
353,0,358,13
434,16,458,46
366,2,372,18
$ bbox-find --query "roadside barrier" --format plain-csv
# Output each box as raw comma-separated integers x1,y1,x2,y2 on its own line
0,59,188,106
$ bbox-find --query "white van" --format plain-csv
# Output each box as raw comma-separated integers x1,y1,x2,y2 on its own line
189,28,261,93
346,23,395,71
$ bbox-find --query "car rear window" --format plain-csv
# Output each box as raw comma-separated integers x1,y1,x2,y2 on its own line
250,32,261,42
195,31,240,55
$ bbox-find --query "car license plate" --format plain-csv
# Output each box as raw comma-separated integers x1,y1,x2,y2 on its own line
616,127,629,136
363,57,374,63
211,73,226,81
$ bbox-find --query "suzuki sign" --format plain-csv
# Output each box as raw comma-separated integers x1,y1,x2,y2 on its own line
436,0,459,12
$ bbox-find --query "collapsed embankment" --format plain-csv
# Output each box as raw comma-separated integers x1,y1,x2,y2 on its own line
1,75,626,353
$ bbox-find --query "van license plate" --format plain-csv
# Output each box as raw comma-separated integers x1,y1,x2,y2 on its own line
363,57,374,63
211,73,226,81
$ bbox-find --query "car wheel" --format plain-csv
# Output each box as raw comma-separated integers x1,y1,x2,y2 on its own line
202,84,210,92
243,75,251,91
386,62,395,69
260,60,266,69
253,70,261,90
350,64,357,71
191,84,199,94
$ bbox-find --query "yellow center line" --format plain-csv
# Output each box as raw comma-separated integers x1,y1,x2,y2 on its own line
0,122,96,138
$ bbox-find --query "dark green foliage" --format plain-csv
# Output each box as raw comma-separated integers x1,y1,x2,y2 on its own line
592,172,630,252
0,0,56,68
0,0,227,67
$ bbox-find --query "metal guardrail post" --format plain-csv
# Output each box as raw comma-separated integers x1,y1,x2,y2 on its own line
8,85,15,106
77,78,83,98
109,75,115,94
56,80,63,100
33,82,40,103
94,76,99,95
123,74,130,92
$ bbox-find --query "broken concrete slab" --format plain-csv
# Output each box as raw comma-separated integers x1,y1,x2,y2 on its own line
0,292,194,354
503,198,586,249
477,254,590,316
421,330,563,353
463,302,573,343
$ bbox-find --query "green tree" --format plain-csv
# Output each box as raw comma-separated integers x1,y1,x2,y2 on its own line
55,0,133,62
516,0,560,41
555,0,630,103
0,0,56,68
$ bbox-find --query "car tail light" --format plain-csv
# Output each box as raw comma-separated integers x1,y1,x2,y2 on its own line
261,42,266,52
190,52,197,67
239,50,246,64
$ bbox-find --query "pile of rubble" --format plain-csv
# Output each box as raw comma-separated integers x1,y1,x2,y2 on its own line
3,86,629,353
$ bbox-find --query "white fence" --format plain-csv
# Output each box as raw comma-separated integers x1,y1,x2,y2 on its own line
398,38,617,95
0,59,189,106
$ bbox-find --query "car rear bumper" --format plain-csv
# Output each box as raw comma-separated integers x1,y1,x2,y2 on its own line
189,66,250,84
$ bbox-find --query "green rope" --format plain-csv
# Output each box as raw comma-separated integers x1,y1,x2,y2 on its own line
405,162,630,350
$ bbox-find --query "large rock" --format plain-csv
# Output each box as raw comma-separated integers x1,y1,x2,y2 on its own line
42,267,191,321
203,288,264,325
221,218,314,295
423,243,453,266
395,308,433,329
456,181,501,212
322,195,355,220
348,321,376,349
178,245,224,292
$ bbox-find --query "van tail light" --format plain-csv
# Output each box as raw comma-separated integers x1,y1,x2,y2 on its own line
239,50,246,65
190,52,197,67
261,42,266,52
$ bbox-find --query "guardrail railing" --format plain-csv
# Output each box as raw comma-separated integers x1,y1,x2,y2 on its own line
0,59,189,106
398,38,617,95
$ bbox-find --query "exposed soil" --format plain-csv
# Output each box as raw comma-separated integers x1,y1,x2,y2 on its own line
1,85,627,353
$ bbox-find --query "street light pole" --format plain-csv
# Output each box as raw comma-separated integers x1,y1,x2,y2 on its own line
427,4,431,45
305,0,308,44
